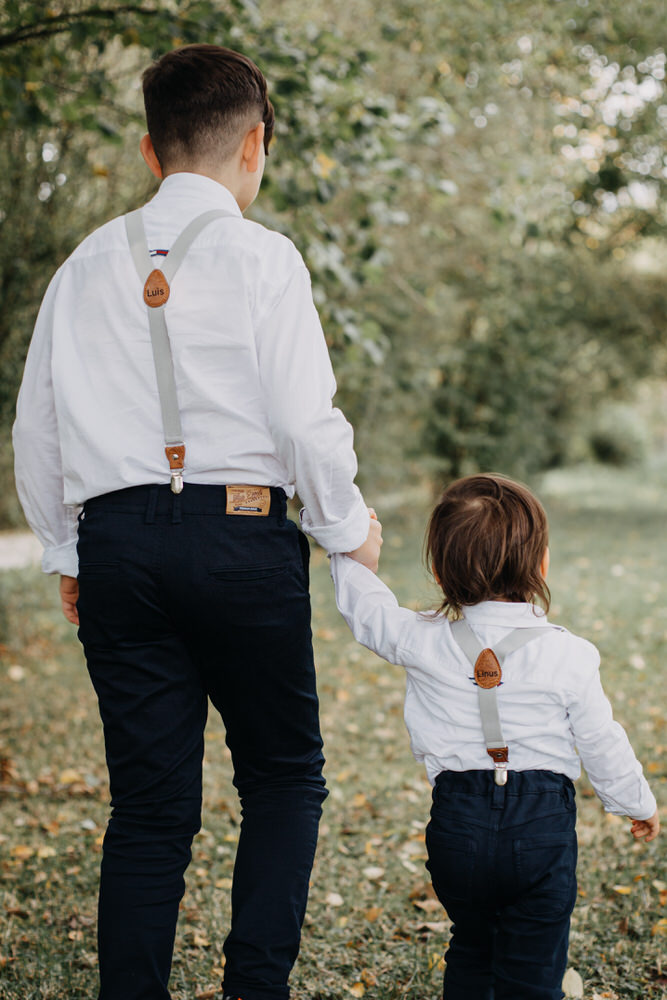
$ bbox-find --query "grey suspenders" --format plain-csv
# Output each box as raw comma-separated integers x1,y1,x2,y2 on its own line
450,619,556,785
124,208,232,492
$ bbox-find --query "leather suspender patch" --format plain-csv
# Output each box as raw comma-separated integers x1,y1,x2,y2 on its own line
143,269,170,308
474,648,502,689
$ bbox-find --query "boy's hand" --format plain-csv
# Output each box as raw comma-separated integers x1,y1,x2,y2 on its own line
630,810,660,842
60,575,79,626
346,508,382,573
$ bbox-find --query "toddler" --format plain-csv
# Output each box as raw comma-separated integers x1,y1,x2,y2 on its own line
331,473,659,1000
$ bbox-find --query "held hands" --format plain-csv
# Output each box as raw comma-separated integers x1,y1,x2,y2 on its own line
630,810,660,843
60,575,79,625
346,507,383,574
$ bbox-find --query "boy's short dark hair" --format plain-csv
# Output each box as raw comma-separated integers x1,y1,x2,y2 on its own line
425,473,550,617
142,44,274,170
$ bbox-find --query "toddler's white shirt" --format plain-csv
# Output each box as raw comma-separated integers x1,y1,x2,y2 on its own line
13,173,369,576
331,554,656,821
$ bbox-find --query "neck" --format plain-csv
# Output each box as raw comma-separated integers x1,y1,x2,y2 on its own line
162,165,245,208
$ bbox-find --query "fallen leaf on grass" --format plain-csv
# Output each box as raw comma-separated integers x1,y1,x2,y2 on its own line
408,881,437,901
364,906,382,922
428,951,445,972
10,845,34,860
325,892,344,907
562,967,583,998
59,769,83,785
348,984,365,997
413,898,442,913
612,885,632,895
362,865,385,881
651,918,667,937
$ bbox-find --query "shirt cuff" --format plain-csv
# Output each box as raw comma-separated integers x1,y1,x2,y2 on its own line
300,494,369,553
41,540,79,578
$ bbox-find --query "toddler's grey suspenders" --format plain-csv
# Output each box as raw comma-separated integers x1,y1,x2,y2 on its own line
124,208,232,493
450,619,548,785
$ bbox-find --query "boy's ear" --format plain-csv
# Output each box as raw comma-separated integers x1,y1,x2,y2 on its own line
241,122,265,173
140,133,163,180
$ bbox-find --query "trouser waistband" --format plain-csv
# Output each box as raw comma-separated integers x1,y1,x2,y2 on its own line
83,483,288,519
434,769,575,795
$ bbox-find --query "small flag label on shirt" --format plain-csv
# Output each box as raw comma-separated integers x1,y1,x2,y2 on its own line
226,485,271,517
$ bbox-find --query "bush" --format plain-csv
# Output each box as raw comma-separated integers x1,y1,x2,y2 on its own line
588,404,650,467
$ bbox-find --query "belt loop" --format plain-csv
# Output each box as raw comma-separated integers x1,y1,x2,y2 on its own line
276,487,287,525
145,485,159,525
171,490,182,524
491,779,506,809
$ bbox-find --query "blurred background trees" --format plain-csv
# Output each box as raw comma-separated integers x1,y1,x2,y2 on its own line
1,0,665,524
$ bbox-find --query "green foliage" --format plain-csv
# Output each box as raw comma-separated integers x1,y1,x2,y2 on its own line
1,0,666,523
588,403,650,467
423,251,666,479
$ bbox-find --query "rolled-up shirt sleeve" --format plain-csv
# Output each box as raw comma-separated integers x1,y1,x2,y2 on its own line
13,271,80,577
255,267,369,553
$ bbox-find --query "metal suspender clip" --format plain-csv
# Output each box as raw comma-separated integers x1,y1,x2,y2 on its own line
487,746,509,785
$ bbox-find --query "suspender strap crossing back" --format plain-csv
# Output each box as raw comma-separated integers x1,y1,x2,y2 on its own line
450,619,550,785
124,208,233,493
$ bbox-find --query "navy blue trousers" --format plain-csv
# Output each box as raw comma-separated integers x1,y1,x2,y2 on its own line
76,484,327,1000
426,770,577,1000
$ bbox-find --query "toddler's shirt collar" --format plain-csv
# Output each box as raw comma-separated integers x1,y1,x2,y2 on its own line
462,601,549,628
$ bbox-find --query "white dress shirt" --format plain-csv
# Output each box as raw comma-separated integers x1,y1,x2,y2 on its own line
13,173,369,576
331,555,656,820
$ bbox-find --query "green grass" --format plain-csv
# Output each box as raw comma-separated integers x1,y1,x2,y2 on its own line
0,463,665,999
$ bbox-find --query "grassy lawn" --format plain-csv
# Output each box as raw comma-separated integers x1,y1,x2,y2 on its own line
0,463,665,999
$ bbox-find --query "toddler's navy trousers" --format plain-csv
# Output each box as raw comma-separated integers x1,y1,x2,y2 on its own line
426,769,578,1000
77,484,327,1000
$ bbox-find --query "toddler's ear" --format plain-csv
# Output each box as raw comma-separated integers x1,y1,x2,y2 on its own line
540,546,550,580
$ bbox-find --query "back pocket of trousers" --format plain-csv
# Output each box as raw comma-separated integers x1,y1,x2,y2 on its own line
209,565,288,582
512,832,577,917
425,828,477,904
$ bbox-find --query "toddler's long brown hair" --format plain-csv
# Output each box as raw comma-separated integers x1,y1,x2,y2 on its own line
425,473,550,618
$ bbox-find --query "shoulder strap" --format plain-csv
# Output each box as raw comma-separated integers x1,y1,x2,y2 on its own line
450,618,548,666
124,208,233,492
450,619,552,785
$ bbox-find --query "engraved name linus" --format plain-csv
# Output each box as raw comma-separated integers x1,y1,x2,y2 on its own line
474,648,502,689
143,269,170,308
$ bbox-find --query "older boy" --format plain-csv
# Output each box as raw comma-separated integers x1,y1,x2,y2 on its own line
13,45,381,1000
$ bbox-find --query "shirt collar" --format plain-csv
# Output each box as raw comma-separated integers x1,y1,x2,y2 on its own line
150,172,243,218
462,601,549,627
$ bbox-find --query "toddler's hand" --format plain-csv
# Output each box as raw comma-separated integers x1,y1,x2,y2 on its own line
346,509,383,573
630,810,660,842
